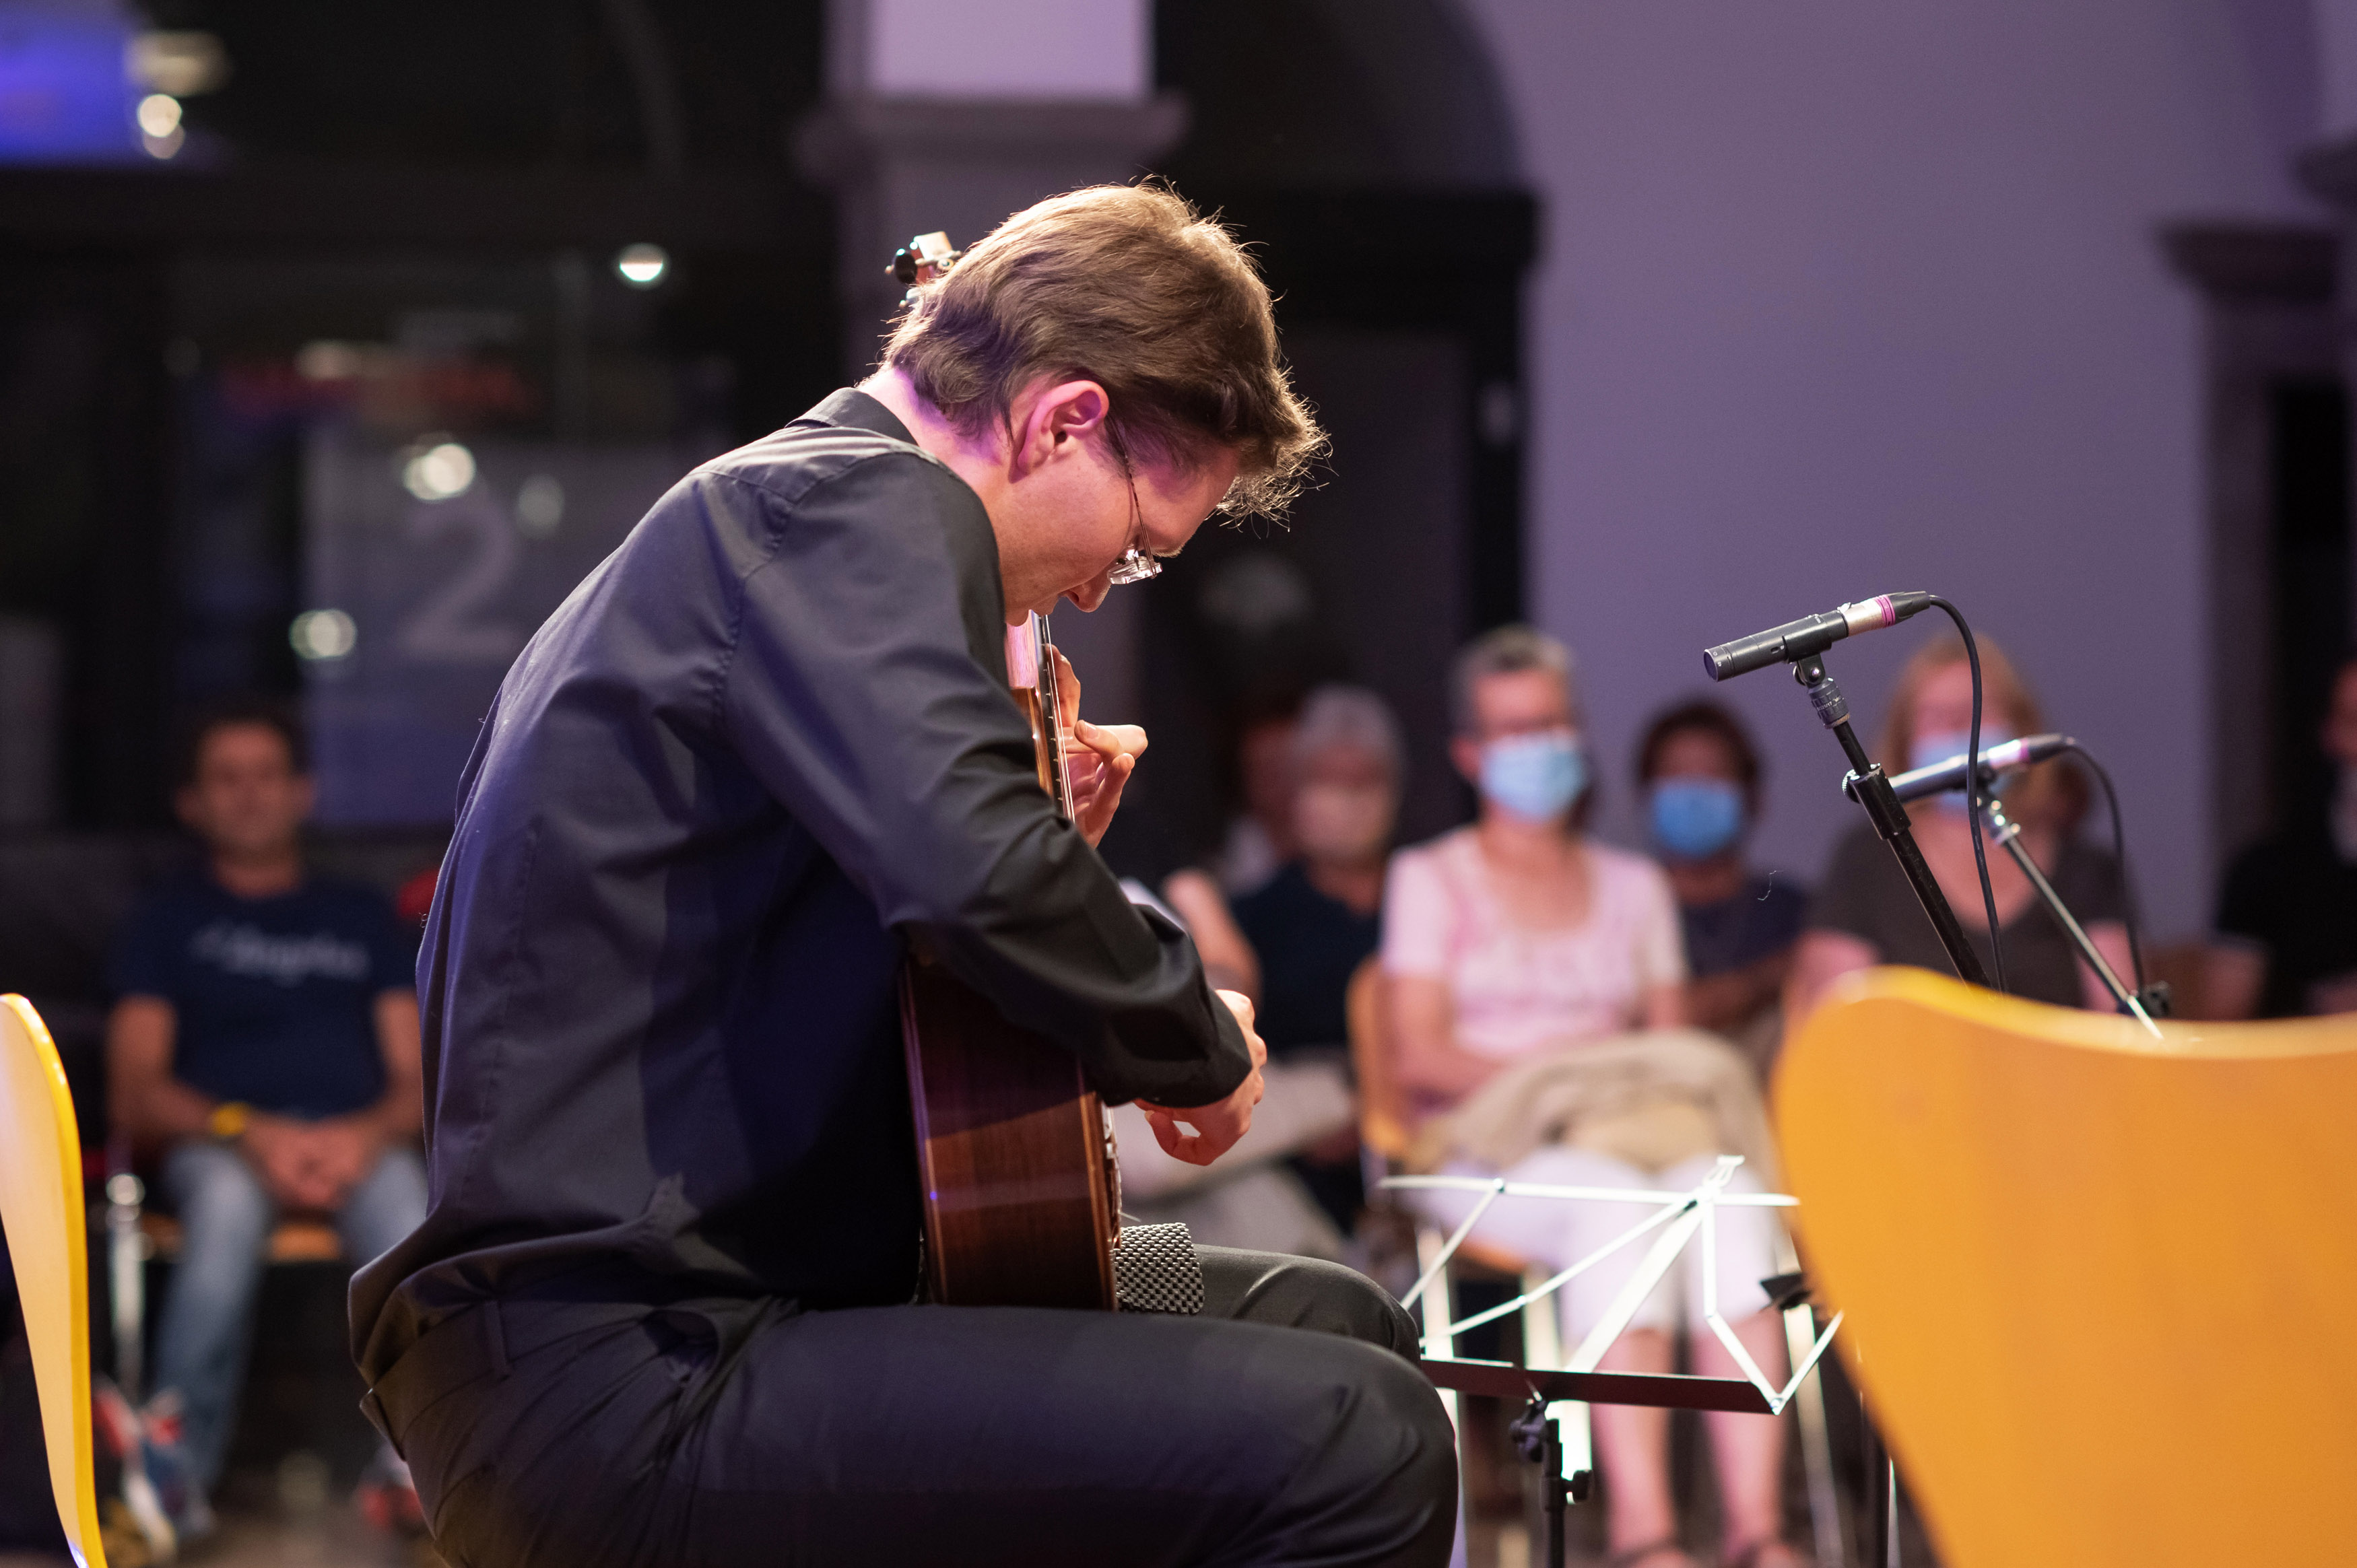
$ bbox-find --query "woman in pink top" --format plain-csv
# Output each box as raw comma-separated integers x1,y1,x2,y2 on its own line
1383,627,1797,1568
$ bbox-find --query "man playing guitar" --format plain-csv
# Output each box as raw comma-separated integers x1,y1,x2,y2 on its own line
350,182,1457,1567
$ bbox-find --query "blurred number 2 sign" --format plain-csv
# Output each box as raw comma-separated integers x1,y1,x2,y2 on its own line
303,425,694,823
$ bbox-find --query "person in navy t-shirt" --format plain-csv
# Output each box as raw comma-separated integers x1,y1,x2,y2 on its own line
106,703,425,1533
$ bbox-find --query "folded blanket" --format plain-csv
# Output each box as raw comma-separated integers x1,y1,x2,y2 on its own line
1418,1028,1780,1186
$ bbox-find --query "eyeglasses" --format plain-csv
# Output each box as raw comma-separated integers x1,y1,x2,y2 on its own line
1104,428,1164,587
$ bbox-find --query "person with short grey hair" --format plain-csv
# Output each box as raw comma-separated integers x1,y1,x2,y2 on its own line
1121,683,1407,1257
1449,624,1579,738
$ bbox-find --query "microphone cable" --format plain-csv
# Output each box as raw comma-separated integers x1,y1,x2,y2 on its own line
1924,596,2007,994
2061,741,2148,996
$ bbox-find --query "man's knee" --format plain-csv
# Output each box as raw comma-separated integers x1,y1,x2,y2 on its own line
1200,1248,1422,1359
1269,1338,1459,1567
165,1142,274,1253
339,1146,428,1262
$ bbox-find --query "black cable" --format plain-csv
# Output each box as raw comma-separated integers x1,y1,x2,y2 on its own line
2063,741,2147,992
1924,596,2007,992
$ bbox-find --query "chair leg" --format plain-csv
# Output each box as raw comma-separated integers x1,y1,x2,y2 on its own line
106,1172,147,1400
1415,1226,1471,1568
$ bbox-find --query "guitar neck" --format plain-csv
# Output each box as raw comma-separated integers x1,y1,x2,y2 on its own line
1009,613,1077,823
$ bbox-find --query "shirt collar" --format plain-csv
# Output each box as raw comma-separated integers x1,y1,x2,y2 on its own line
795,387,917,446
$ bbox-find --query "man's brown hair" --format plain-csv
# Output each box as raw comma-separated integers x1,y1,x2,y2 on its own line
880,181,1325,518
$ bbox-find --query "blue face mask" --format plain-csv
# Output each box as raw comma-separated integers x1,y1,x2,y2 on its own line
1649,777,1746,860
1910,726,2015,814
1480,732,1587,822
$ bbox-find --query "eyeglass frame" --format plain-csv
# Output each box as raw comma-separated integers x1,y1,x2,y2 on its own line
1103,423,1162,587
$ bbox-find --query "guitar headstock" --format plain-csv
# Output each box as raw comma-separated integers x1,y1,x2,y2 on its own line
888,231,962,302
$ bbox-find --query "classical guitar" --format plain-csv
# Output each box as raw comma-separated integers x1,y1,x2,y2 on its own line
900,610,1122,1308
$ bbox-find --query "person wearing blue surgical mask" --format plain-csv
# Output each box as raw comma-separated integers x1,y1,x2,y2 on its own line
1635,702,1807,1055
1383,627,1801,1568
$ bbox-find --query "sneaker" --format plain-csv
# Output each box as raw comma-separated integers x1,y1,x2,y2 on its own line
135,1388,213,1545
90,1377,179,1563
355,1441,424,1534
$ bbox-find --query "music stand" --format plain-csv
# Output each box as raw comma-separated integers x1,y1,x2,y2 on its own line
1391,1158,1843,1568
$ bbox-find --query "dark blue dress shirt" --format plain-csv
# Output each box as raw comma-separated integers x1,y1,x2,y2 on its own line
352,390,1250,1379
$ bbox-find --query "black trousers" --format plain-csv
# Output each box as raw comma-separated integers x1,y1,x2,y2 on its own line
366,1248,1458,1568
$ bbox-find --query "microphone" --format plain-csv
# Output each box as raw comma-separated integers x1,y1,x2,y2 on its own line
1703,592,1935,681
1849,733,2073,804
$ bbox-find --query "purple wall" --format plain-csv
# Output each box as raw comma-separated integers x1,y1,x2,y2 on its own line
1459,0,2317,937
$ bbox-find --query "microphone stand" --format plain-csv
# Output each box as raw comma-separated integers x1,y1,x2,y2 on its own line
1977,796,2163,1037
1790,653,1991,988
1787,648,1986,1568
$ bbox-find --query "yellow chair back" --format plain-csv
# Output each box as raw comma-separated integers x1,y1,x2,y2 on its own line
1775,967,2357,1568
0,994,107,1568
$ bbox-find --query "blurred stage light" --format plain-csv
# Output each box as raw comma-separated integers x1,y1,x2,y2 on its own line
516,474,566,538
128,32,231,98
402,440,477,502
290,609,357,662
137,93,182,160
295,341,366,381
615,243,669,288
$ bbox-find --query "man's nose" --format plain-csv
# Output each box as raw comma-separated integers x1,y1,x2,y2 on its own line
1065,576,1111,613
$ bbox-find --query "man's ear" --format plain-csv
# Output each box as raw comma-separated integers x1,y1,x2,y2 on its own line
172,784,202,831
1450,735,1484,785
290,774,318,821
1009,378,1112,479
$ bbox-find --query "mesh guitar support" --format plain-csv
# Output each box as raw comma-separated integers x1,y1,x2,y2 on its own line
1113,1223,1204,1316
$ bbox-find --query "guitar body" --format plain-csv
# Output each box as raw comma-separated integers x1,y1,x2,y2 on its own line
901,614,1121,1309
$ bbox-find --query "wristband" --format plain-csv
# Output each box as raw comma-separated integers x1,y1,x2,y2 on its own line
207,1101,252,1142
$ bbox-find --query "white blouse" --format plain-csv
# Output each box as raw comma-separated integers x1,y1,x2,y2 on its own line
1381,828,1688,1062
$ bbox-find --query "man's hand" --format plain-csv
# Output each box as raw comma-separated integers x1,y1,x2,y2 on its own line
302,1116,387,1205
1136,990,1267,1166
238,1114,341,1211
1050,648,1146,846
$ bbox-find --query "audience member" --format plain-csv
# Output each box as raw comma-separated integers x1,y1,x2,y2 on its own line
1636,700,1806,1066
1234,685,1399,1058
2207,653,2357,1017
1383,627,1797,1568
106,703,426,1536
1213,697,1303,895
1787,637,2132,1019
1229,684,1403,1232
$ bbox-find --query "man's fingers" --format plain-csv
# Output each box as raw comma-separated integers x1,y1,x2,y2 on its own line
1072,720,1147,761
1052,647,1083,727
1141,1106,1218,1166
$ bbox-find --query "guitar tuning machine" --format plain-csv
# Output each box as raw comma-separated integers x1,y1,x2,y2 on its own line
888,231,962,302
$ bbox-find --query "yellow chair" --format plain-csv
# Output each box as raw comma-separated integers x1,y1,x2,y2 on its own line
1776,966,2357,1568
0,992,108,1567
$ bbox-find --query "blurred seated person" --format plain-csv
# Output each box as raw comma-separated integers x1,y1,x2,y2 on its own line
1786,637,2133,1021
1228,684,1405,1233
1090,796,1261,998
2206,654,2357,1017
1214,695,1303,895
106,704,426,1532
1108,691,1400,1259
1385,627,1797,1568
1234,684,1399,1058
1635,700,1806,1067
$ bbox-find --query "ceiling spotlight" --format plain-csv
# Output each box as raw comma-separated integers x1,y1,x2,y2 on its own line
402,440,477,502
615,243,669,289
290,609,357,662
